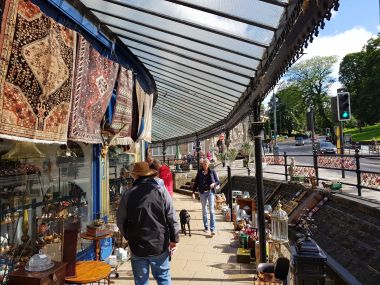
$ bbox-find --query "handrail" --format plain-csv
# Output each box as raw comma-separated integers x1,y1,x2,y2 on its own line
212,149,380,198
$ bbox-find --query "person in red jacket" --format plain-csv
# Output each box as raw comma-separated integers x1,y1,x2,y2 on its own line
147,157,174,197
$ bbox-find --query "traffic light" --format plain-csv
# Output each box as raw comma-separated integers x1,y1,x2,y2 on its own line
337,92,351,121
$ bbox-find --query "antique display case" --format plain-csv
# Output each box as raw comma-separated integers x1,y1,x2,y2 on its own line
0,140,92,284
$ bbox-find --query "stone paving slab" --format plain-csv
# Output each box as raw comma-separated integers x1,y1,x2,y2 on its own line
111,193,256,284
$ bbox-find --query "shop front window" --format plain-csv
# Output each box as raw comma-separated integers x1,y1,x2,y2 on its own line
151,145,176,157
108,146,135,220
0,139,92,274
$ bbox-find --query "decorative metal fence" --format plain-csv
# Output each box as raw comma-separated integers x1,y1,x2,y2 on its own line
261,149,380,196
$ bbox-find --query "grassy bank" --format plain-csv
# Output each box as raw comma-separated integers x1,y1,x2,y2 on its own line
345,123,380,142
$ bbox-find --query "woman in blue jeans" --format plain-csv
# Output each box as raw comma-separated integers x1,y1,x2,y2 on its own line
192,159,220,235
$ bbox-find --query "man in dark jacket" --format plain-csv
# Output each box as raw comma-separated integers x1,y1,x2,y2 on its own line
192,159,220,236
117,161,179,285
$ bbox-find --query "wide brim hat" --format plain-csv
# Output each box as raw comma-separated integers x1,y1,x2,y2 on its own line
131,161,157,177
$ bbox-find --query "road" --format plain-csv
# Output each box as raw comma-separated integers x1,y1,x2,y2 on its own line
216,138,380,202
274,138,380,172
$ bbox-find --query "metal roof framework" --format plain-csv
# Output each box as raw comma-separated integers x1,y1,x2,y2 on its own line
70,0,339,145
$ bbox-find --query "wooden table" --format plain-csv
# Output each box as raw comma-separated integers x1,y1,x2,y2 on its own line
8,261,67,285
65,261,111,284
80,232,113,261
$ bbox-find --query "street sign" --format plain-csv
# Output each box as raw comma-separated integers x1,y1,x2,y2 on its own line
331,96,339,123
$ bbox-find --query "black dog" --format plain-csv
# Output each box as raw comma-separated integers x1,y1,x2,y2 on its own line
179,209,191,236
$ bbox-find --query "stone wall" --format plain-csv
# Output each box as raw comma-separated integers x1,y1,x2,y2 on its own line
228,176,281,195
312,194,380,284
173,171,196,191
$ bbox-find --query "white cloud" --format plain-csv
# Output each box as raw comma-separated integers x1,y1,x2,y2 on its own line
330,10,338,20
300,27,375,95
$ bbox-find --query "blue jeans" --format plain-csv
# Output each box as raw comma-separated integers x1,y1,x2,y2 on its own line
199,191,216,232
131,251,171,285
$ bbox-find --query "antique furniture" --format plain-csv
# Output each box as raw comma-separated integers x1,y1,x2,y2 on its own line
64,261,111,284
62,222,80,277
8,261,66,285
80,232,113,261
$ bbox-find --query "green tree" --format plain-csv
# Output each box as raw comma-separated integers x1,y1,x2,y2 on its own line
277,85,306,135
287,56,338,132
340,35,380,125
267,85,306,135
339,52,367,128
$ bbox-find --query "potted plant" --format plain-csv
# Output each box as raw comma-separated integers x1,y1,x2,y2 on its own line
217,152,228,167
227,148,238,166
240,142,252,167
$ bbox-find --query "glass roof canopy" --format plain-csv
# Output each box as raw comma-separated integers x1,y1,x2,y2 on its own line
74,0,338,145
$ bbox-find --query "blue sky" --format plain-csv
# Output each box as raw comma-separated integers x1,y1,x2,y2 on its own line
321,0,379,36
287,1,379,93
264,1,380,103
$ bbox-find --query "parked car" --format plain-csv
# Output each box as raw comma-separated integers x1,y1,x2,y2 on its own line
317,141,337,154
295,137,304,146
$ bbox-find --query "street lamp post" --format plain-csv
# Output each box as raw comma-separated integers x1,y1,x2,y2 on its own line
272,91,279,155
307,107,316,150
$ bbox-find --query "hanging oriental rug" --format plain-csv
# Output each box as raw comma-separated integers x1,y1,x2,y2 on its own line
132,80,146,142
0,0,77,144
130,75,144,142
68,35,119,144
109,67,133,146
136,81,146,134
138,93,153,143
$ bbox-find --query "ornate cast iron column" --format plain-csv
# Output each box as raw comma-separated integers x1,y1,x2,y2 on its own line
162,141,167,163
196,136,201,170
249,99,267,263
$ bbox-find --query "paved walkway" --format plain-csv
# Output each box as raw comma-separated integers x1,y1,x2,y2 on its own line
112,193,256,284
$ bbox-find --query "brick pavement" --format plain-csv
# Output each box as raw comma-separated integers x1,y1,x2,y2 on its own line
111,193,256,284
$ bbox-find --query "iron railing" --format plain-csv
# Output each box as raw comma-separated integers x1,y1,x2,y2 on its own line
260,149,380,196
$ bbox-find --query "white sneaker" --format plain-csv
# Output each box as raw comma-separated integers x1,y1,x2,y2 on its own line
211,231,216,236
203,229,209,233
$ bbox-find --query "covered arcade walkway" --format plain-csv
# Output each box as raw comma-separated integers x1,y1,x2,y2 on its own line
113,192,256,285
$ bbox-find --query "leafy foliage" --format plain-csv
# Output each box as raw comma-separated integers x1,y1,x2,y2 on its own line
268,85,306,135
217,152,227,163
286,56,338,132
339,35,380,125
239,142,252,158
227,148,238,162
